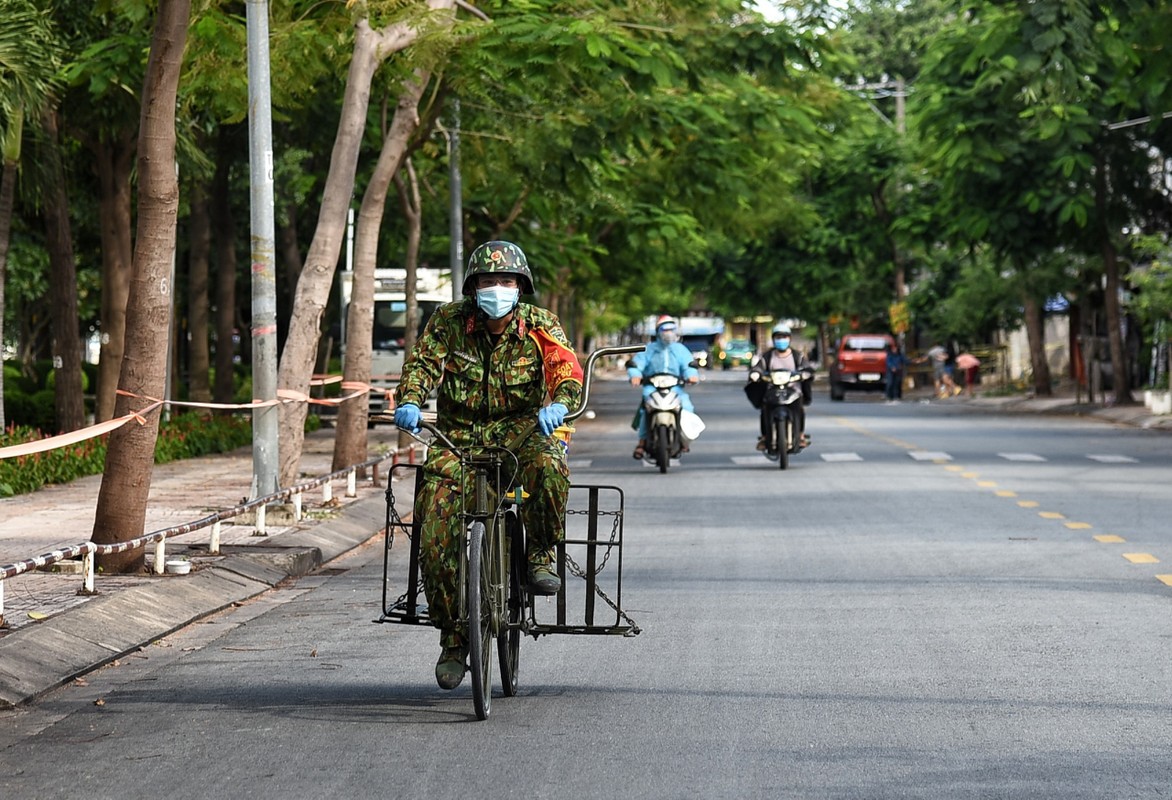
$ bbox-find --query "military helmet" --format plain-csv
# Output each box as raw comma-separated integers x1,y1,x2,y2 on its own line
463,240,535,296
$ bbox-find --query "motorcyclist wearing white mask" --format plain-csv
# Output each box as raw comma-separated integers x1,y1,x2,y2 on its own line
747,323,813,451
627,315,700,460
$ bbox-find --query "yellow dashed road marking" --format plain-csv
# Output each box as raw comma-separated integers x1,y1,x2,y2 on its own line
961,472,979,478
1038,511,1065,519
977,481,997,488
1064,522,1092,530
1094,535,1126,543
944,465,964,472
1123,553,1160,564
1158,575,1172,586
995,490,1017,497
1017,501,1039,508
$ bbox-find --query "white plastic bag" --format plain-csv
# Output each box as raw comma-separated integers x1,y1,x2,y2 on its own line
679,409,706,441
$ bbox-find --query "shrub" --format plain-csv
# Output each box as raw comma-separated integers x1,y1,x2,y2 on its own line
0,412,253,497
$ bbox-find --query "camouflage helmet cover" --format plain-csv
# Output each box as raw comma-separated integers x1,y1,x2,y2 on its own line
463,240,535,295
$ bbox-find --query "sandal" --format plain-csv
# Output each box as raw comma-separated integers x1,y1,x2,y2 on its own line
632,442,646,460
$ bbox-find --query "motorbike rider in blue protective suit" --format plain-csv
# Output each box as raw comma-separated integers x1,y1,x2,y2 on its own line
627,315,700,459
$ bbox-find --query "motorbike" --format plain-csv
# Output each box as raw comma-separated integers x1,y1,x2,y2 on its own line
640,372,687,474
748,366,812,470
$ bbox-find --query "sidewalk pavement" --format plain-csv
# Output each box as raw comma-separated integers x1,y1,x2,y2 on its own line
1,386,1168,708
900,384,1172,431
0,425,413,708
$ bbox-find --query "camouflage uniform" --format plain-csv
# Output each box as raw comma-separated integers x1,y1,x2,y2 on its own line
394,298,583,648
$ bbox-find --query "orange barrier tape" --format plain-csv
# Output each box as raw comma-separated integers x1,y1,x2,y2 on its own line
0,400,164,460
0,376,382,461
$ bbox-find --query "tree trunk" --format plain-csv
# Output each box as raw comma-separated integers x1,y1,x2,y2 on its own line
1095,156,1133,405
212,131,239,408
0,159,15,430
93,135,136,422
277,5,455,488
333,75,429,472
187,179,212,404
1102,238,1133,404
1022,292,1052,397
40,107,86,432
92,0,191,573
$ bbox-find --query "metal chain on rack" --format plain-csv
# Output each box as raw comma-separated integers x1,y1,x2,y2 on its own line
563,507,641,636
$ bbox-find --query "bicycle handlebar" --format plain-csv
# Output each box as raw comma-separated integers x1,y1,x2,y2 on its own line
379,343,647,451
565,344,645,422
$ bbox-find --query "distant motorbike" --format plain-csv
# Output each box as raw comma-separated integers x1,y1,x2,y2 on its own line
748,367,812,470
641,372,687,474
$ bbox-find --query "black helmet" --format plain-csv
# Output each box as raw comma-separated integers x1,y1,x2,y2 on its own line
462,240,535,296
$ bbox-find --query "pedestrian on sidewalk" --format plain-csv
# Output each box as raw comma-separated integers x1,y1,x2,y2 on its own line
956,352,982,396
884,342,908,403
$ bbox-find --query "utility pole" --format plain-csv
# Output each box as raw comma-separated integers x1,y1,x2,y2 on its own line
246,0,279,496
449,99,463,301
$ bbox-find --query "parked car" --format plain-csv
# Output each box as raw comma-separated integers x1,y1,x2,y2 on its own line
829,333,895,400
719,338,756,370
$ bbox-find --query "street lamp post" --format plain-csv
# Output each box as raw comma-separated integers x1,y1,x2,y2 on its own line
245,0,279,496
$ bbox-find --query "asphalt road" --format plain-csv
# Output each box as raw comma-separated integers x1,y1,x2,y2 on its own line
2,371,1171,799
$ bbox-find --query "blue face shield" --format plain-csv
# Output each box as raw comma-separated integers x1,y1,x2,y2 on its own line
476,286,520,319
773,337,790,350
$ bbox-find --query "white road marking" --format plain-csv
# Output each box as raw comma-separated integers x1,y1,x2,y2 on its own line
730,455,772,466
909,451,952,461
1087,454,1138,463
821,452,864,462
998,453,1047,462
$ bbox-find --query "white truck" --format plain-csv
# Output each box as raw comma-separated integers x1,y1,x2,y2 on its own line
339,266,453,415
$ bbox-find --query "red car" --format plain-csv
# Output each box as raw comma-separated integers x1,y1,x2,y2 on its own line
829,333,896,401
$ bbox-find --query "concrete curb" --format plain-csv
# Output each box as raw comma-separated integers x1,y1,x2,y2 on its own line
0,493,390,709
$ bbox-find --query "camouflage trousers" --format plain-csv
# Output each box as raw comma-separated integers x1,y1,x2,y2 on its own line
415,433,570,645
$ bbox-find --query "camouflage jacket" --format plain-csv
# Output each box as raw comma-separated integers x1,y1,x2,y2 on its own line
393,300,583,446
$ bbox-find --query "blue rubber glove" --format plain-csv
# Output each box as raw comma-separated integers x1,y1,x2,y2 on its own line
537,403,568,436
394,402,421,432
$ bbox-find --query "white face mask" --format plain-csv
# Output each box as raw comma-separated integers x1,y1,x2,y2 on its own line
657,329,679,345
476,286,520,319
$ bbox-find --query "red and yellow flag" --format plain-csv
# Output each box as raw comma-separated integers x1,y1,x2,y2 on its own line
529,328,584,396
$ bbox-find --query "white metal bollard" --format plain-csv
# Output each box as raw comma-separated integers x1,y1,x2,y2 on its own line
0,578,5,623
83,550,95,595
254,503,267,536
293,491,303,521
210,520,221,555
346,469,357,498
322,481,332,504
154,539,166,575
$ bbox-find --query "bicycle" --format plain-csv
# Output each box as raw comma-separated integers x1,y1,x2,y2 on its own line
375,343,644,720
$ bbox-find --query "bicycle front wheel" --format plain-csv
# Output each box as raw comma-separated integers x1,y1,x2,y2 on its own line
467,521,493,720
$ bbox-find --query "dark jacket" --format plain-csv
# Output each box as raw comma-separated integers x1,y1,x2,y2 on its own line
744,347,812,409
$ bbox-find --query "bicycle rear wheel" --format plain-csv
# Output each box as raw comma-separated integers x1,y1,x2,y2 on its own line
467,521,493,720
498,511,523,697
